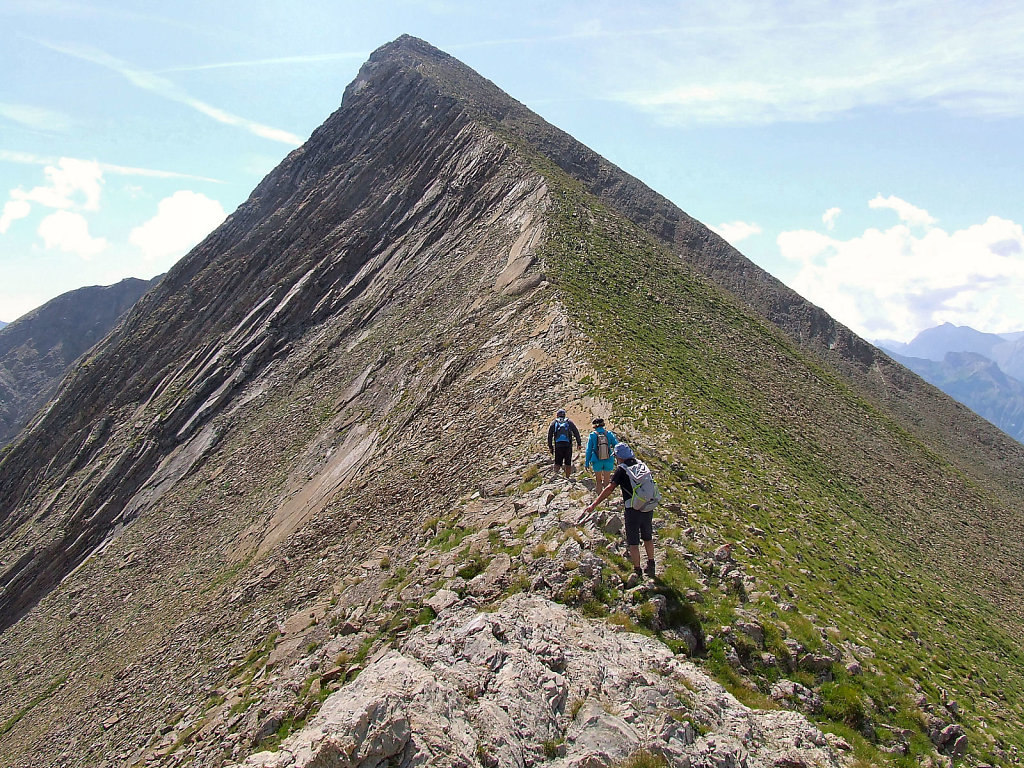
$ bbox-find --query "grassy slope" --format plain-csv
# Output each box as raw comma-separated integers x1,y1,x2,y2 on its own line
537,171,1024,765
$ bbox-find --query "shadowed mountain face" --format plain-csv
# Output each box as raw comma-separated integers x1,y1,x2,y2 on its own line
2,36,1024,768
0,277,158,449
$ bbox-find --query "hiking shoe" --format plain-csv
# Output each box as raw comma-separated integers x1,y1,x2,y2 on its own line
644,560,656,577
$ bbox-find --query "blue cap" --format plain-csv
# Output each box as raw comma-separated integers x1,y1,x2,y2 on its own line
556,409,566,417
613,442,634,460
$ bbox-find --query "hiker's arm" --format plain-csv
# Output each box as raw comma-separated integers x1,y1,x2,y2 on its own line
547,423,554,453
584,482,617,513
573,423,582,446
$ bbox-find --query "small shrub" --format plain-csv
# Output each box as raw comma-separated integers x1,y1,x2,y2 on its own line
569,697,586,718
405,605,435,627
542,738,563,759
519,465,543,494
457,555,488,580
615,749,668,768
821,680,867,728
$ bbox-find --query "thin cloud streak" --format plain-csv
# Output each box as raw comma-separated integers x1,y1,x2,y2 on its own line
154,51,369,73
591,1,1024,124
35,39,304,146
0,102,73,132
0,149,224,183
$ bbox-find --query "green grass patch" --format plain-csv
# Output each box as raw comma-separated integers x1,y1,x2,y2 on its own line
0,674,67,737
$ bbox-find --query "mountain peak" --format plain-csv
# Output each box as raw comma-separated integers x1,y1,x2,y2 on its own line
341,32,526,131
3,37,1024,768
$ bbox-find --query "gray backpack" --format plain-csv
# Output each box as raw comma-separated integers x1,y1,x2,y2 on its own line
595,431,611,461
624,461,660,512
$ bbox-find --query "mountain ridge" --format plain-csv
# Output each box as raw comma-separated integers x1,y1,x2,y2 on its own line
0,276,159,449
1,35,1023,768
365,37,1024,496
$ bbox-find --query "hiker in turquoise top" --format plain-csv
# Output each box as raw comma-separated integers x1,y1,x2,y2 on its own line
584,418,618,494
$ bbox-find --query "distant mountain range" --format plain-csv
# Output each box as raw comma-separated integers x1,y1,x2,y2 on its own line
0,276,159,448
876,322,1024,443
0,320,7,330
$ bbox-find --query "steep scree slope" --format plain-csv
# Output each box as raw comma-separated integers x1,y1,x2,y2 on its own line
1,35,1023,768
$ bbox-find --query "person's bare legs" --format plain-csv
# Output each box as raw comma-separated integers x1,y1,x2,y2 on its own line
629,544,641,568
595,470,610,494
629,540,656,572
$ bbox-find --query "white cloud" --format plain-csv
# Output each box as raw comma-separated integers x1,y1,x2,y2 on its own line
712,220,762,245
778,200,1024,342
868,195,937,229
129,191,226,263
822,207,841,230
0,200,31,234
37,210,108,258
38,41,303,146
11,157,103,211
778,229,836,264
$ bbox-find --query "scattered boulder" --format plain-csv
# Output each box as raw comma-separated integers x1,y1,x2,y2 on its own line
771,679,824,715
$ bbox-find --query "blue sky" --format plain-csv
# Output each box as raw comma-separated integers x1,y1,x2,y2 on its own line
2,0,1023,342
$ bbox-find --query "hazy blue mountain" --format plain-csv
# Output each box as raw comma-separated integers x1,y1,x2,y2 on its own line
899,322,1006,361
991,336,1024,383
886,349,1024,443
877,323,1024,395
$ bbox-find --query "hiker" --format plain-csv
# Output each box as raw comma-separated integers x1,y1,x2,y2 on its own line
547,408,582,479
583,442,659,579
584,417,618,494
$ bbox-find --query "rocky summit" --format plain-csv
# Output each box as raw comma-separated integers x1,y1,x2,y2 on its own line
2,35,1024,768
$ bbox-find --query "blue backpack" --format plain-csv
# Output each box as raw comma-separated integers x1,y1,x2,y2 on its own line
554,419,572,443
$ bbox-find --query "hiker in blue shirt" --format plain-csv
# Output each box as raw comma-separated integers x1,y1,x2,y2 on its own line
584,417,618,494
547,408,582,479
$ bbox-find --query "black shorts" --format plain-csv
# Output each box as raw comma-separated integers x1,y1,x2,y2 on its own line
553,442,573,466
624,507,653,546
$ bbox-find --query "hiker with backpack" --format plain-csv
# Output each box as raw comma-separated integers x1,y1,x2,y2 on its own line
583,442,661,579
584,418,618,494
547,408,582,479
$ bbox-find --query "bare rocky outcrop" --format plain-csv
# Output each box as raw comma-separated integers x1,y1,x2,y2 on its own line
240,594,843,768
